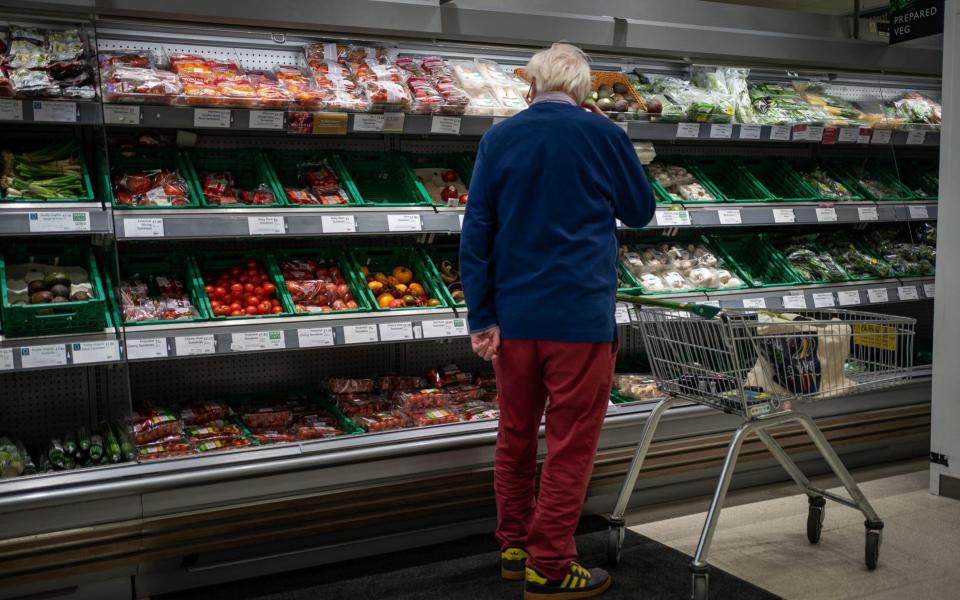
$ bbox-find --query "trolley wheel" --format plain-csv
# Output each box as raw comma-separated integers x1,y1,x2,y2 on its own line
865,530,881,570
807,497,825,544
607,526,624,565
691,573,709,600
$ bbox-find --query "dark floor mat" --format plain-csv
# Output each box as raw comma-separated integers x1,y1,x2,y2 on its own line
160,523,781,600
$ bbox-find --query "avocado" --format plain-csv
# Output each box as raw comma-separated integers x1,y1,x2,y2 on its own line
596,97,614,111
597,85,614,99
613,99,629,112
69,291,91,302
43,272,71,288
50,284,70,298
27,280,48,295
613,82,628,94
52,296,68,303
612,93,625,102
30,291,53,304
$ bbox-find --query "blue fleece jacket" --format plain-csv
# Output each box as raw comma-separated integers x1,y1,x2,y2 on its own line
460,102,656,342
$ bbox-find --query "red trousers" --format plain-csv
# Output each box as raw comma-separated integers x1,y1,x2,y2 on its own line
493,339,617,580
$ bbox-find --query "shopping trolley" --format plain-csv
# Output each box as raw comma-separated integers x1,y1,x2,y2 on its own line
606,300,916,600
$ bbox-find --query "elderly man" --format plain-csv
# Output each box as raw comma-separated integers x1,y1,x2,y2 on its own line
460,42,655,599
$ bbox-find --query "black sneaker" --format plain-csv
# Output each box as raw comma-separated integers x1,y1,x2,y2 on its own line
501,547,529,580
524,562,612,600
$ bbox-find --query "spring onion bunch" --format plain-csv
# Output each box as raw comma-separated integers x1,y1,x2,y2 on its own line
1,141,83,199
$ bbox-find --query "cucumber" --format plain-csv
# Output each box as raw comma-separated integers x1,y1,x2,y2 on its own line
102,425,121,463
63,430,77,455
88,434,104,461
16,441,37,476
77,426,91,451
48,439,65,468
112,423,135,462
63,456,76,470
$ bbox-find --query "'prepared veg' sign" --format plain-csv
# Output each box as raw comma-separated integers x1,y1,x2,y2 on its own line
889,0,943,45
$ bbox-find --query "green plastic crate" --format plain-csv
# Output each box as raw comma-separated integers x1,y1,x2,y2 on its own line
102,147,201,209
0,146,96,203
764,234,851,285
790,160,865,202
895,162,938,201
113,252,211,326
270,248,373,315
708,234,801,288
420,245,465,307
340,152,433,206
349,247,450,311
262,150,361,207
183,149,285,208
229,388,364,439
192,251,296,320
644,157,726,204
815,234,895,282
0,244,108,337
835,161,917,202
740,159,821,202
618,238,750,294
403,152,474,206
312,391,365,435
690,158,776,203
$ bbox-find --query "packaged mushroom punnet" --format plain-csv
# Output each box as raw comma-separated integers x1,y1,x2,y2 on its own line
620,242,745,293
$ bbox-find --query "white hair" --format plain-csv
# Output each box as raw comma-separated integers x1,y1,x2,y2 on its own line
525,42,591,103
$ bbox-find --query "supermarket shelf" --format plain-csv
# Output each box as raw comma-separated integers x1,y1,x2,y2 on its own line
0,203,112,237
0,327,122,372
623,122,941,146
0,98,102,125
641,201,937,229
700,277,935,309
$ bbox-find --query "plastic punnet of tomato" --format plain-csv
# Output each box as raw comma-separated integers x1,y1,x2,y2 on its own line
355,410,405,432
197,255,293,319
276,254,368,314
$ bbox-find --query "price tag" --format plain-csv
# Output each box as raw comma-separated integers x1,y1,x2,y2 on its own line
791,125,807,141
28,211,90,232
772,208,796,223
430,116,462,135
857,206,879,221
312,112,348,134
104,104,140,125
231,330,285,351
908,205,930,219
174,335,215,356
897,286,919,301
867,288,889,303
615,304,631,324
0,99,23,121
0,348,13,371
458,214,465,230
20,345,67,369
838,128,860,143
193,108,231,128
812,292,836,308
297,327,335,348
654,210,691,227
837,290,861,306
717,209,742,225
33,101,76,123
739,124,761,139
820,127,838,145
378,322,414,341
71,340,120,364
387,214,422,232
710,123,733,139
906,130,927,145
815,207,838,222
123,218,164,238
770,125,791,141
248,216,286,235
343,324,378,344
857,127,872,144
806,126,824,142
126,338,168,360
422,318,469,338
676,123,701,138
354,113,385,132
249,110,284,129
384,112,406,132
742,298,767,309
924,283,935,298
782,295,808,309
871,129,892,144
321,215,357,233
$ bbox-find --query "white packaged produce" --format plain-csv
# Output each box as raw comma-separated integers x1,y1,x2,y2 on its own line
621,242,743,292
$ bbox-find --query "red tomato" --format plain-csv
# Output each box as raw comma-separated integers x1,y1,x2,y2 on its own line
247,259,258,269
244,283,255,294
258,301,272,314
270,298,281,307
440,185,458,203
442,170,458,182
230,266,242,276
230,309,244,317
213,286,226,299
247,296,260,307
245,306,259,315
210,300,222,309
335,284,350,298
459,193,468,204
346,300,358,309
229,283,243,296
222,294,233,304
262,282,276,297
286,281,300,294
229,302,242,312
271,305,283,314
239,274,249,284
204,285,214,296
253,286,264,298
319,305,334,311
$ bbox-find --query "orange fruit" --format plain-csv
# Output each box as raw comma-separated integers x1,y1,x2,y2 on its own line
409,283,425,297
392,266,413,284
378,294,396,308
394,283,408,295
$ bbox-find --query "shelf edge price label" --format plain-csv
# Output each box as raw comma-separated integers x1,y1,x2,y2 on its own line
709,123,732,139
383,112,405,132
0,348,13,371
837,290,861,306
717,209,742,225
772,208,796,223
811,292,836,308
20,344,67,369
353,113,385,132
871,129,892,144
430,116,462,135
104,104,140,125
123,218,164,238
249,110,284,129
742,297,767,309
782,294,808,309
857,206,879,221
897,286,919,301
615,304,631,324
739,124,761,139
0,99,23,121
71,340,120,365
126,337,169,360
815,207,838,222
458,214,465,230
378,322,414,342
905,129,927,145
676,122,700,138
908,205,930,220
805,126,824,142
422,318,468,338
193,108,231,128
387,214,422,232
654,210,691,227
231,330,285,351
923,283,935,298
33,100,76,123
28,211,90,233
837,127,860,143
248,216,286,235
321,215,357,233
174,335,215,356
770,125,791,141
297,327,335,348
343,324,379,344
866,288,889,303
857,127,872,144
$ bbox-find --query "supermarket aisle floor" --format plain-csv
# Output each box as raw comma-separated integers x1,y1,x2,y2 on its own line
627,459,960,600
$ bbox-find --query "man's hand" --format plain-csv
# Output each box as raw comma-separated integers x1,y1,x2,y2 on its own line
471,326,501,362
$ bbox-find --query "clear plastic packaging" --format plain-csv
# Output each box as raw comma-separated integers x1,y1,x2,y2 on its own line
111,169,191,207
102,66,182,104
245,70,294,108
133,409,183,445
445,384,486,404
613,374,666,401
450,60,487,93
646,162,716,202
238,404,292,430
355,411,405,432
275,65,326,109
197,171,277,206
378,375,427,393
393,389,450,411
327,377,376,395
453,401,500,421
179,400,229,426
420,57,471,115
333,393,391,419
119,274,199,322
892,92,942,125
426,365,473,388
476,59,528,115
621,242,744,292
279,258,358,313
404,407,459,427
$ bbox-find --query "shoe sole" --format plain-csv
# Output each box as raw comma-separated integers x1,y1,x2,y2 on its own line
502,567,526,581
523,577,612,600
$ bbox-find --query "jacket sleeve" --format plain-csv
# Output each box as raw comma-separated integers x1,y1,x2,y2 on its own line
609,131,656,228
459,139,498,333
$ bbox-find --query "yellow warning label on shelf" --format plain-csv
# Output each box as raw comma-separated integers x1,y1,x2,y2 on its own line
312,112,348,135
853,323,897,351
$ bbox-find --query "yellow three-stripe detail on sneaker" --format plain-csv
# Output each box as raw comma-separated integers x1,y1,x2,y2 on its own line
503,548,529,561
555,563,592,589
